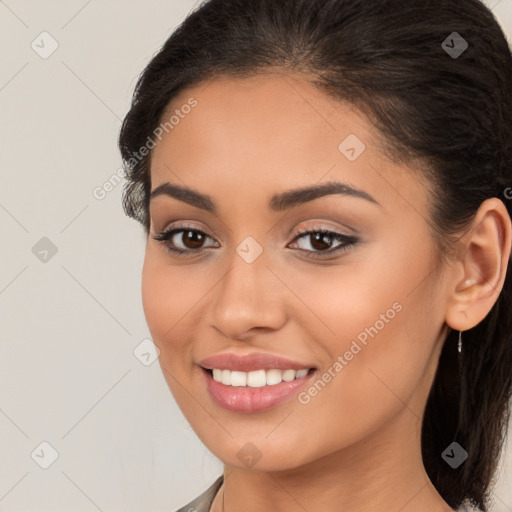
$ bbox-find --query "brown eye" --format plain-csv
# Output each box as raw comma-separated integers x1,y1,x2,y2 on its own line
289,228,359,258
152,225,358,258
307,232,335,251
180,230,207,249
152,226,218,255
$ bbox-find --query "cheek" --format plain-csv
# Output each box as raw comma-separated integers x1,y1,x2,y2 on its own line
141,251,196,360
141,255,169,341
141,253,200,415
140,247,229,387
294,237,439,421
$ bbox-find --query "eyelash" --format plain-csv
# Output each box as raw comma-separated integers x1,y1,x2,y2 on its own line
152,223,359,259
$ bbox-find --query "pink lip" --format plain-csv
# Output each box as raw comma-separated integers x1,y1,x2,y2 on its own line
201,367,317,413
197,352,315,372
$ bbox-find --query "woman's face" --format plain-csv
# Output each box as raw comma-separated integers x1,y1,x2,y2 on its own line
142,72,453,471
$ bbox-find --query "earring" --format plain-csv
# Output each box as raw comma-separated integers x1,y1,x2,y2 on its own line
457,330,462,354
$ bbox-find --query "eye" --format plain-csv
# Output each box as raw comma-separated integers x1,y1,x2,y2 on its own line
152,223,359,258
152,224,218,255
288,226,358,258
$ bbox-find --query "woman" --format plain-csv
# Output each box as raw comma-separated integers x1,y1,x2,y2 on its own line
118,0,512,511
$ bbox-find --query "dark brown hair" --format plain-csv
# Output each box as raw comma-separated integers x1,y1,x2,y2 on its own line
118,1,512,510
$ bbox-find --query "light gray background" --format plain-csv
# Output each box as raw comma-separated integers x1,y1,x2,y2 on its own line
0,1,511,511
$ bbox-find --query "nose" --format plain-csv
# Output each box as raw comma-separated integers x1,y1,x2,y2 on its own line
209,246,288,341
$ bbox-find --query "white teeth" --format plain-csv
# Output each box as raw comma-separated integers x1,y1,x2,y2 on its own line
230,371,247,387
266,369,283,385
282,369,296,382
210,368,311,387
247,370,267,387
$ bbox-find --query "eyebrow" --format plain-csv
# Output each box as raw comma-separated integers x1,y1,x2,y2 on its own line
149,180,381,213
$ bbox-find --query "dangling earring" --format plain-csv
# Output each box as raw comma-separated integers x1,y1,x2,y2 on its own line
457,330,462,354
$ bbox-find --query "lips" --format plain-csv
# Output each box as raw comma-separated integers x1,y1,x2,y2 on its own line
197,352,318,412
198,352,315,372
201,365,317,413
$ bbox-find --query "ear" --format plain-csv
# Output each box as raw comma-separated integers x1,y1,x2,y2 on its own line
445,198,512,332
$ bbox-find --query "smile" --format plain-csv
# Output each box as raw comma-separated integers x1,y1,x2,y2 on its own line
201,366,317,413
211,368,310,387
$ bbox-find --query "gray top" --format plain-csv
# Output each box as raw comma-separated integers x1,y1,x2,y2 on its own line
174,476,223,512
173,475,481,512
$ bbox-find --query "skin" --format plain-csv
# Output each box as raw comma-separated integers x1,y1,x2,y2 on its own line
141,72,511,512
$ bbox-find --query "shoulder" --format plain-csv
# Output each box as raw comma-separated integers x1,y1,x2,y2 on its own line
173,475,224,512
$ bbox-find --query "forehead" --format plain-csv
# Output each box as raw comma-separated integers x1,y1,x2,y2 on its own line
152,73,368,174
149,72,430,215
